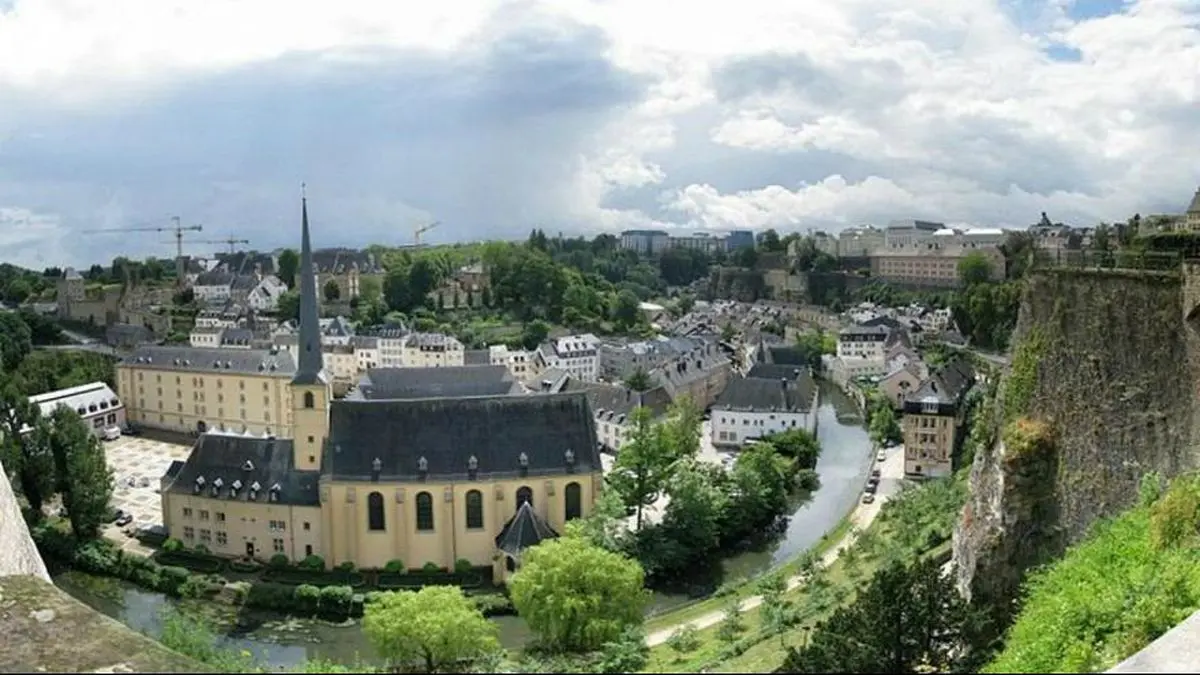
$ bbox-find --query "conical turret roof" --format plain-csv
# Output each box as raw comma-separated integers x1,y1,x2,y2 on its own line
1188,187,1200,215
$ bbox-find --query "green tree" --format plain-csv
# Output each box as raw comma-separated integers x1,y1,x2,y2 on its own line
510,536,649,653
323,279,341,302
359,274,383,306
623,367,653,392
766,428,822,470
957,252,993,286
277,290,301,322
724,441,795,536
362,586,500,673
0,386,54,517
0,311,33,373
676,293,696,316
612,289,641,328
868,399,903,448
49,407,114,538
520,320,550,351
5,278,32,304
758,571,794,646
277,248,299,289
782,556,986,673
564,487,630,553
607,407,677,531
657,460,728,568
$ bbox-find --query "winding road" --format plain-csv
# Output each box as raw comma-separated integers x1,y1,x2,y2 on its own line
644,446,907,646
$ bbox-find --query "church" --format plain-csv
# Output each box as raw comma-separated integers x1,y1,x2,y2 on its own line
158,193,602,578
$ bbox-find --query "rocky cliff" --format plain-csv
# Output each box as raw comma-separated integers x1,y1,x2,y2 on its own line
0,458,49,583
953,266,1200,627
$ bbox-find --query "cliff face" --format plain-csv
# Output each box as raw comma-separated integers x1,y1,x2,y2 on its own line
954,267,1200,625
0,459,49,583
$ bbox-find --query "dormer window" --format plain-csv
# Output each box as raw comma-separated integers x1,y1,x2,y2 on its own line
242,460,254,472
232,479,243,491
250,481,261,491
468,455,478,472
372,457,382,472
518,452,529,469
565,449,575,465
417,456,428,473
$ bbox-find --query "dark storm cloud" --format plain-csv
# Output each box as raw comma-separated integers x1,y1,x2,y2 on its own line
0,15,649,263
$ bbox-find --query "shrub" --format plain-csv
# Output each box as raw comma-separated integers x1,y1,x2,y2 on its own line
421,561,442,574
319,585,354,618
1150,475,1200,550
454,558,474,575
295,584,322,614
159,566,191,595
383,559,405,573
300,554,326,571
194,543,210,555
244,581,298,612
229,559,262,573
471,593,517,617
336,561,356,574
162,537,184,552
666,625,701,656
178,575,213,599
269,553,291,570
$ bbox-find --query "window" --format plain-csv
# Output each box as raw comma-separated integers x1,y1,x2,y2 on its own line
303,521,311,531
263,382,269,391
199,529,212,543
415,491,434,531
273,538,285,553
565,482,582,521
199,510,209,521
304,391,315,409
183,526,195,539
367,491,386,531
465,490,484,529
269,520,287,532
516,486,533,511
182,507,193,518
216,531,227,546
216,512,225,522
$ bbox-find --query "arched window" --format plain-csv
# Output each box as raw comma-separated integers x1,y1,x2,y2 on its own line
465,490,484,529
515,486,533,511
367,491,386,531
565,482,582,522
415,491,434,531
303,391,315,409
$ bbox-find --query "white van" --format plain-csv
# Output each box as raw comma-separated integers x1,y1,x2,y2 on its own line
101,426,122,441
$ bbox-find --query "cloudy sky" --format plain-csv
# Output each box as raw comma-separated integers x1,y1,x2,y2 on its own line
1,0,1198,268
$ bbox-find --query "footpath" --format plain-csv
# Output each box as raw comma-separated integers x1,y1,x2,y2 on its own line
644,449,905,647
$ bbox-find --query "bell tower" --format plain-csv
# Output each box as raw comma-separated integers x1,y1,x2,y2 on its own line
291,184,331,471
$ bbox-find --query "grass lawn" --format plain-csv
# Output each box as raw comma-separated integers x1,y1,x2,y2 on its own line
643,514,856,634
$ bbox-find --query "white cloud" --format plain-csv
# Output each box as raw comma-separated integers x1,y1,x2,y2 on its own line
1,0,1199,266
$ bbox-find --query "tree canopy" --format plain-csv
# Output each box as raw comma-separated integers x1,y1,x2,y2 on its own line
362,586,500,673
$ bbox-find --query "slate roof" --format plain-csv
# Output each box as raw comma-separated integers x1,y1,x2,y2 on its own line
904,356,975,410
652,345,730,390
195,271,234,287
121,345,296,376
839,323,891,338
495,502,559,558
322,316,354,338
360,322,409,339
220,328,253,346
105,323,153,346
563,380,673,422
757,343,809,366
230,274,258,291
712,373,818,413
746,363,809,381
29,382,121,419
162,432,320,506
323,392,599,482
349,335,379,350
463,349,491,366
405,332,461,348
348,366,518,400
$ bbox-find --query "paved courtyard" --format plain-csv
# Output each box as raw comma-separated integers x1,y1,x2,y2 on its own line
100,435,193,553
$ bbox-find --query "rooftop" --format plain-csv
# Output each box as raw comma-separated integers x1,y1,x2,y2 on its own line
120,345,296,377
713,372,818,413
163,431,319,506
349,366,519,400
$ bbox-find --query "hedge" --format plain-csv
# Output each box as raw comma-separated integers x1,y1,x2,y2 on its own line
243,580,361,619
31,524,196,598
261,568,367,588
228,559,263,573
376,572,483,590
153,551,227,574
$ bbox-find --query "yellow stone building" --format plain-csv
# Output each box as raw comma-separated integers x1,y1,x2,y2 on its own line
159,194,601,576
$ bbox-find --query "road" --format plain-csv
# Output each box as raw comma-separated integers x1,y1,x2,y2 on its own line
644,445,907,647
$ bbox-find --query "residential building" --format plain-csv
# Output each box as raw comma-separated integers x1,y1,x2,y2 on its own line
193,271,236,304
247,275,289,312
219,328,254,350
878,361,927,410
360,323,409,368
901,358,975,479
869,246,1004,288
189,327,224,349
27,382,124,437
321,317,355,347
402,333,465,368
837,226,886,258
650,342,732,409
489,344,532,379
350,336,380,372
562,380,672,452
321,344,358,388
619,230,670,256
599,336,702,381
535,334,600,382
116,346,297,436
105,323,154,350
710,371,819,447
195,307,239,330
884,219,944,249
837,324,890,360
159,197,599,577
312,247,383,301
726,230,755,251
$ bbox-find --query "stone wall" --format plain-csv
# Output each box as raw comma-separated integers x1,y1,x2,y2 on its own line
953,267,1200,629
0,459,49,583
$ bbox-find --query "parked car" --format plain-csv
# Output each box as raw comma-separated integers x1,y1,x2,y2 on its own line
876,450,886,462
864,481,878,494
862,493,876,504
124,425,142,436
115,513,134,527
871,468,882,479
101,426,122,441
110,508,126,523
137,476,150,488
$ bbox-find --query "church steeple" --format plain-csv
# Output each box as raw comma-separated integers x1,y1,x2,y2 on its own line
293,183,325,385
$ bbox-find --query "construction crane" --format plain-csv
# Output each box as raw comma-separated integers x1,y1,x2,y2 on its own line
182,237,251,255
82,217,203,286
414,220,441,247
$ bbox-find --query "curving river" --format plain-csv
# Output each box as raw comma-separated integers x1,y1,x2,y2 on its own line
54,381,870,670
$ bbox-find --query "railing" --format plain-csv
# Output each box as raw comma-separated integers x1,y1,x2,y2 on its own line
1032,249,1183,273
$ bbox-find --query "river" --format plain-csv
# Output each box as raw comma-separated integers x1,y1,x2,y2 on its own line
53,381,870,670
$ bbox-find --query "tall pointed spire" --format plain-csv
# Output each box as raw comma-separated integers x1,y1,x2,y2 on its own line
293,183,325,385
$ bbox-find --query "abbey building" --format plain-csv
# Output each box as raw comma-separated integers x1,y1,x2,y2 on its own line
151,193,601,577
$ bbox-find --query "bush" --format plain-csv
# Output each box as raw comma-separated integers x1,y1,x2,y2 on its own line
454,558,474,575
300,554,326,571
336,561,356,574
162,537,184,552
159,566,191,595
228,559,262,573
383,559,405,573
194,544,210,555
295,584,322,614
421,561,442,574
666,625,701,656
319,585,354,618
178,575,214,599
269,553,291,570
470,593,516,617
1150,475,1200,550
376,572,483,590
261,567,366,588
153,551,226,574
